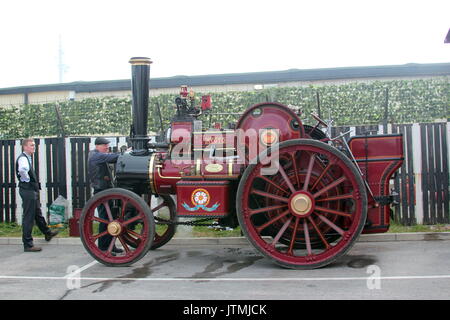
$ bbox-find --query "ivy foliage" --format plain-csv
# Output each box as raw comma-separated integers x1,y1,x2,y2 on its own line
0,77,448,139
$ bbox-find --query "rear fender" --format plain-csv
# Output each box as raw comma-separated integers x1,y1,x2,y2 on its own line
347,134,404,233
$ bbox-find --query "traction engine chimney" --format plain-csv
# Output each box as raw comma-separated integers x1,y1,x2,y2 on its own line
129,57,152,153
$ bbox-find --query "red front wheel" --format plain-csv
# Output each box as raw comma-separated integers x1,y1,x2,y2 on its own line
79,188,155,267
237,139,367,269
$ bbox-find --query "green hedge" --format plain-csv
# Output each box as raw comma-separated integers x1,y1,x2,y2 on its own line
0,77,448,139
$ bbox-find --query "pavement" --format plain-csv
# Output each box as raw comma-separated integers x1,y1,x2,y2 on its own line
1,233,450,302
1,232,450,246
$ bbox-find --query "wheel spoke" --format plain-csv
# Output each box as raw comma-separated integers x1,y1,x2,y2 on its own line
118,235,131,254
303,219,312,255
303,153,316,191
103,201,114,222
313,176,346,199
271,217,292,247
106,236,117,255
257,175,289,195
315,206,352,218
288,217,300,255
249,204,288,216
151,201,166,213
122,214,144,227
93,230,109,240
315,213,345,236
290,152,301,188
308,216,331,249
256,209,290,233
310,162,332,191
316,193,354,202
92,216,109,225
251,189,290,203
278,163,296,193
126,229,144,240
120,199,129,218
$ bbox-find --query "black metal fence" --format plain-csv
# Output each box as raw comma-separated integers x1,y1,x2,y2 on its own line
70,137,91,211
44,137,67,204
1,123,449,226
392,124,416,225
417,123,449,224
0,140,16,222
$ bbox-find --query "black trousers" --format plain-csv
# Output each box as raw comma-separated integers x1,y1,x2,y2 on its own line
20,189,51,249
94,189,113,251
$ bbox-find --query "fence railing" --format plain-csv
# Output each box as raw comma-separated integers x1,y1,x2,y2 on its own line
1,122,449,226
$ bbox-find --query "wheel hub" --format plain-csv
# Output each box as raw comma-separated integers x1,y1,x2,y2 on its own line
107,221,123,236
289,192,314,217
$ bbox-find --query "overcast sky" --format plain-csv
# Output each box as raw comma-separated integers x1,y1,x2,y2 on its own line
0,0,448,88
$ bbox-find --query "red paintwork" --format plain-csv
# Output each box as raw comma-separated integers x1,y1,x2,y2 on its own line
80,191,153,265
236,102,305,161
238,141,366,268
171,122,192,144
152,153,187,195
82,95,405,269
153,102,403,235
348,134,404,233
201,95,212,110
180,86,188,98
193,130,236,153
176,180,231,217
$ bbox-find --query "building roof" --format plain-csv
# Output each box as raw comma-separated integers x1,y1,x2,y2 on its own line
1,62,449,95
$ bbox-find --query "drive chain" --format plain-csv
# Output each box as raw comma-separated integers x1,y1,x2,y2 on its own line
154,216,217,227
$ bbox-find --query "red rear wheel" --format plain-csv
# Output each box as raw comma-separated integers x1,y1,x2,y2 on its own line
237,139,367,269
121,194,177,250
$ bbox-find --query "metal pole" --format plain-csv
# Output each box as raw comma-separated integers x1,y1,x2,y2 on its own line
383,88,389,133
316,91,321,118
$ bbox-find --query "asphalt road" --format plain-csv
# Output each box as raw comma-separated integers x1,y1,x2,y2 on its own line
0,238,449,301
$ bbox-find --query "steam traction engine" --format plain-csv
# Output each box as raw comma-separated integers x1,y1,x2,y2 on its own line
79,57,404,269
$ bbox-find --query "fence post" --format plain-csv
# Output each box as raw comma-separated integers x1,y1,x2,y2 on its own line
14,140,22,225
412,123,423,224
349,126,356,138
65,137,73,218
446,122,450,223
38,138,49,223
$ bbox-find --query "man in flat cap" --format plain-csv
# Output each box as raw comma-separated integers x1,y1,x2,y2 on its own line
87,137,123,254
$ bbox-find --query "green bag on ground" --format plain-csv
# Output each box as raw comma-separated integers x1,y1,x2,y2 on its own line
49,195,67,229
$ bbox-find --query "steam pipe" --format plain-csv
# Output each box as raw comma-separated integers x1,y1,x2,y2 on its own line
129,57,152,153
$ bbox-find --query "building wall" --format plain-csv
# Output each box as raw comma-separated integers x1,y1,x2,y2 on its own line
75,90,131,100
28,91,72,104
0,74,443,106
0,93,24,105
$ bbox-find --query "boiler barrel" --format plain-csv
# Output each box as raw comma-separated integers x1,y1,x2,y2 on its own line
115,153,151,192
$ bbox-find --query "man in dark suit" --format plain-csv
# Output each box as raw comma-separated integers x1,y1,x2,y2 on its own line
16,138,58,252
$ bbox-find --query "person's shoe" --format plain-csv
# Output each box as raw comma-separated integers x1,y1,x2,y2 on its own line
24,246,42,252
100,247,123,256
112,246,124,254
45,230,59,242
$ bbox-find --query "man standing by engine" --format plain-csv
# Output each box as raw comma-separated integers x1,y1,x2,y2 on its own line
16,138,58,252
88,137,123,254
